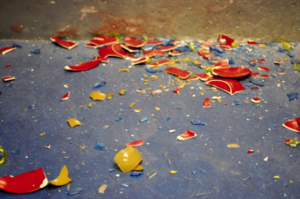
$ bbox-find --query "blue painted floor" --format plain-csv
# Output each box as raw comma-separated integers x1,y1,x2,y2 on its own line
0,40,300,199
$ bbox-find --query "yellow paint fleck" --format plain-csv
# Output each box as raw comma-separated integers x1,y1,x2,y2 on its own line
40,132,46,136
147,88,151,90
129,102,135,108
213,90,218,92
114,149,117,152
244,100,249,103
206,88,212,90
88,102,93,108
119,103,122,105
98,184,108,194
82,162,85,166
141,91,147,94
217,98,222,103
63,151,66,154
134,109,141,112
290,180,293,184
169,159,172,165
259,44,267,48
283,57,289,61
164,88,170,92
159,84,163,88
200,92,204,96
104,125,109,128
227,143,240,148
170,170,177,174
119,68,129,72
144,74,148,79
47,173,50,176
273,175,280,179
119,90,126,95
259,116,263,120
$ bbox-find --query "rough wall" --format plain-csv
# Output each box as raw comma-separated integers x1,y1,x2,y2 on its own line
1,0,300,42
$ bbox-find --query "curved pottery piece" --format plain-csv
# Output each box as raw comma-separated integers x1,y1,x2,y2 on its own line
206,77,244,95
212,66,252,78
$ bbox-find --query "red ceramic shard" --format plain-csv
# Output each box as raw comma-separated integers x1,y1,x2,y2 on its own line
125,140,144,147
65,60,101,71
45,145,51,149
93,56,109,63
251,72,259,78
85,43,98,49
98,43,128,59
279,71,286,75
218,44,232,50
165,67,192,79
195,73,212,81
251,97,260,103
282,120,300,132
146,40,164,45
205,78,245,95
151,90,162,95
257,59,266,63
247,150,254,154
251,86,259,89
274,60,282,65
250,60,256,64
5,64,10,67
136,88,142,92
169,50,184,56
213,59,230,68
124,37,146,48
90,35,118,47
148,59,169,67
61,92,70,100
0,168,48,193
201,42,213,50
203,98,211,108
126,54,138,61
212,66,252,78
143,49,165,57
185,75,199,81
296,117,300,124
247,40,257,45
50,37,78,50
217,34,234,46
197,50,212,59
3,76,15,82
211,59,219,63
157,45,178,52
173,86,180,93
177,129,197,141
0,46,17,55
258,66,270,72
132,57,148,65
261,74,269,79
121,44,139,53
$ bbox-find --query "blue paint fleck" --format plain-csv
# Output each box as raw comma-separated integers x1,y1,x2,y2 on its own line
94,141,108,151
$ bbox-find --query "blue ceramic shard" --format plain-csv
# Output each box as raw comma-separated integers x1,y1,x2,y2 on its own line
145,67,157,73
30,49,41,54
93,81,106,89
11,149,20,154
140,117,148,122
229,57,234,65
191,119,207,126
287,92,298,101
166,117,171,121
66,188,83,195
115,118,122,122
130,171,143,177
28,104,36,109
94,141,108,151
251,79,264,87
12,43,22,48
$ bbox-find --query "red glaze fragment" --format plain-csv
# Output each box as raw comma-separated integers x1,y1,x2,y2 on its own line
197,50,212,59
3,76,15,82
203,98,211,108
177,129,197,141
157,45,178,52
205,78,245,95
195,73,212,81
136,88,142,92
61,92,70,100
151,90,162,95
65,60,101,71
85,43,98,49
217,34,234,46
258,66,270,72
212,66,252,78
218,44,233,50
90,36,118,47
169,50,184,56
125,140,144,147
213,59,230,68
98,43,128,59
121,44,139,53
143,49,165,57
250,60,256,65
0,46,17,55
282,120,300,132
50,37,78,50
247,150,254,154
132,57,148,65
146,40,164,45
251,86,259,89
251,72,259,78
125,37,145,48
165,67,192,79
201,42,213,50
278,71,286,75
148,59,169,67
274,60,282,65
260,74,269,79
295,117,300,124
251,97,260,103
257,59,266,63
247,40,257,45
5,64,10,67
185,75,199,81
173,86,180,93
0,168,48,193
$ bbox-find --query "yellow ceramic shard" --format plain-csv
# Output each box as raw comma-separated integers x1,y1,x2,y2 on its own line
154,107,160,111
151,75,158,80
67,118,82,127
88,102,93,108
283,57,289,61
143,74,148,79
170,170,177,174
119,68,129,72
89,91,106,101
119,90,126,95
134,109,141,112
227,143,240,148
290,180,293,184
281,41,292,51
192,60,202,66
259,44,267,48
49,165,72,186
141,91,146,94
168,58,180,66
98,184,108,193
129,102,135,108
132,165,144,171
164,88,170,92
232,42,240,47
107,93,113,99
274,176,280,179
114,146,142,173
40,132,46,136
